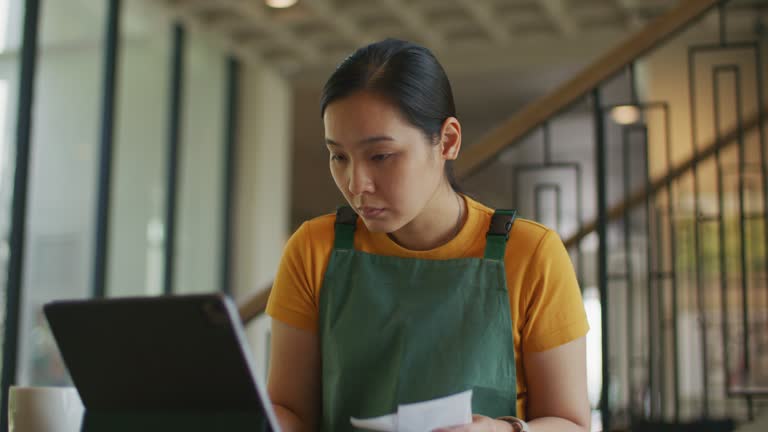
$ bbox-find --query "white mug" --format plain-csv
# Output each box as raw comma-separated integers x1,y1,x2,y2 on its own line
8,386,84,432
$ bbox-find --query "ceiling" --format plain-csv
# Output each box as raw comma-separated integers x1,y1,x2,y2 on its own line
148,0,682,77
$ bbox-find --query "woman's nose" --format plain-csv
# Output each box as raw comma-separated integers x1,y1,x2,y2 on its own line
348,162,374,196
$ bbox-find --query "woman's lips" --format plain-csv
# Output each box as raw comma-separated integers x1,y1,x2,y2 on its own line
358,207,385,219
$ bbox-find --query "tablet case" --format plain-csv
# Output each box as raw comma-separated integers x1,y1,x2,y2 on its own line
44,294,279,431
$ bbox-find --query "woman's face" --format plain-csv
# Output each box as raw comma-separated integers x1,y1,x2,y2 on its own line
323,91,446,233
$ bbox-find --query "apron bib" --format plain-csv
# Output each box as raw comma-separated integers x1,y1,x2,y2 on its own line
319,206,518,431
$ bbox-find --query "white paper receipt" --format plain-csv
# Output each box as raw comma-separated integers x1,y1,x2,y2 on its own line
350,390,473,432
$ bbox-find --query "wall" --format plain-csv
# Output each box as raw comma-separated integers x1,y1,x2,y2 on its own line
234,62,292,380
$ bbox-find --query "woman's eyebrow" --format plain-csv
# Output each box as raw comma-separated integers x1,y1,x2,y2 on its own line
325,135,395,147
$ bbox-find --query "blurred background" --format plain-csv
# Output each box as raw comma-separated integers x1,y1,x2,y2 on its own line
0,0,766,431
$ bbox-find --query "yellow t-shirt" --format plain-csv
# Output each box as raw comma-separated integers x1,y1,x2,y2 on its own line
266,194,589,419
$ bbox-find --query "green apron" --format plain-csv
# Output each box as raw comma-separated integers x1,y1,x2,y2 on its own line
319,206,518,431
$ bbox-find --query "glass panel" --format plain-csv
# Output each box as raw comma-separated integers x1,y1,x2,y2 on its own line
0,0,22,379
174,31,226,294
2,0,22,52
16,0,106,385
107,3,170,298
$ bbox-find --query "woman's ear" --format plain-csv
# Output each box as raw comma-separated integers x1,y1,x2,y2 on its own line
439,117,462,161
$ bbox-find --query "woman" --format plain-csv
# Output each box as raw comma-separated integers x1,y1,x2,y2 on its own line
266,39,590,432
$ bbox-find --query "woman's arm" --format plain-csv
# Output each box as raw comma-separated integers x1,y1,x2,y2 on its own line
267,320,321,432
523,336,590,432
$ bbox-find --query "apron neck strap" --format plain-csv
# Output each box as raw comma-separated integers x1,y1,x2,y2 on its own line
334,206,358,250
334,206,517,257
484,209,517,260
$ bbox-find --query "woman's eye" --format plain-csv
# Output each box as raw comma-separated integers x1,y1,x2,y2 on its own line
371,153,392,162
330,154,347,162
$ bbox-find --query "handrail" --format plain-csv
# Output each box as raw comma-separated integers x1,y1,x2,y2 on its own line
453,0,722,179
238,284,271,323
563,111,763,249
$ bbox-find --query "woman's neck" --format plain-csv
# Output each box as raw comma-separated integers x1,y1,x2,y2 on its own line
388,183,465,251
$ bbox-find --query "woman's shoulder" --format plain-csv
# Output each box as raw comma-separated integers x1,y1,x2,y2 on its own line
464,195,553,248
510,218,553,247
291,212,337,249
506,218,571,277
303,212,337,232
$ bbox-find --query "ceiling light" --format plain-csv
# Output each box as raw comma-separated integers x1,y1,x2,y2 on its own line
265,0,298,8
610,105,641,125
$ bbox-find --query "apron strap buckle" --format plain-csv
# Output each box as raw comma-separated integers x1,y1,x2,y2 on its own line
336,206,358,226
484,209,517,260
487,210,517,240
334,206,358,250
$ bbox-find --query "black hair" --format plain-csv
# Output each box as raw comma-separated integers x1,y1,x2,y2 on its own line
320,38,460,191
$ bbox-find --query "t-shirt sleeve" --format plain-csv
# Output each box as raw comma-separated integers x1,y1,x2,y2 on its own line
521,230,589,353
266,222,319,332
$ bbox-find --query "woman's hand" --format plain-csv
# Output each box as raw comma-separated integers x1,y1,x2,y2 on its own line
432,414,514,432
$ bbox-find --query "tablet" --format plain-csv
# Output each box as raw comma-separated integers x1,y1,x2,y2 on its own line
44,293,281,430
